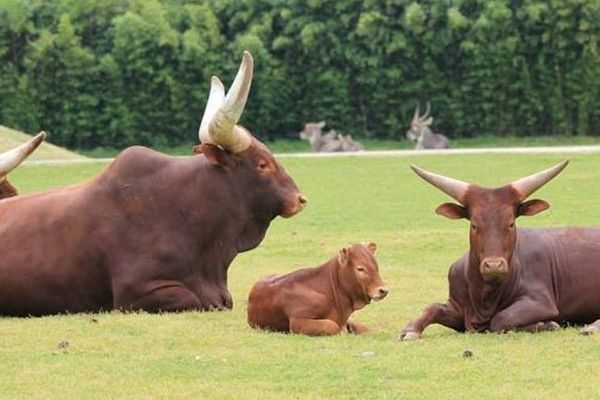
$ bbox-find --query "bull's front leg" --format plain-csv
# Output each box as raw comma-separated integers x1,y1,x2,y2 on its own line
489,298,560,333
399,302,464,341
114,280,203,312
289,317,343,336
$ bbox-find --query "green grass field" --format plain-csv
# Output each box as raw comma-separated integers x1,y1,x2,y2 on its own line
2,151,600,399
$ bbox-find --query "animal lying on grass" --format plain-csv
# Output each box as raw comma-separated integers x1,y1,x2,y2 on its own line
247,242,388,336
400,160,600,340
0,52,306,316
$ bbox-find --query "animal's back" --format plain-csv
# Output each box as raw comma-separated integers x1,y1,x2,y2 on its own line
247,267,324,331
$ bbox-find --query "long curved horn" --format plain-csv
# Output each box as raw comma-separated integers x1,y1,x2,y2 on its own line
0,131,46,178
410,164,470,204
421,101,431,120
198,76,225,144
510,160,569,201
207,51,253,153
412,105,420,124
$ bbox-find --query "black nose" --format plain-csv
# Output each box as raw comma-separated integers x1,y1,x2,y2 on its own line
378,287,389,299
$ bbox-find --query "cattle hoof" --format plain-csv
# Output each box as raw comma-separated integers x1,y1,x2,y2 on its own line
398,331,420,341
580,325,600,336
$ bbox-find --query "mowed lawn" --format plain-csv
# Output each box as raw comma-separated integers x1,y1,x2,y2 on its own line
2,151,600,399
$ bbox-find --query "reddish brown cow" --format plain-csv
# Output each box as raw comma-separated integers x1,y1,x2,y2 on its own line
0,132,46,199
0,52,306,316
400,160,600,339
247,243,388,335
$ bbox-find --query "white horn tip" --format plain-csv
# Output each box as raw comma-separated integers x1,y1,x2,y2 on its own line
37,131,47,140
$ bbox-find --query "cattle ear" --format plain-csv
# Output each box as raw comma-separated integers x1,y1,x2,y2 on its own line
518,199,550,217
338,246,351,266
435,203,468,220
195,143,236,171
367,242,377,254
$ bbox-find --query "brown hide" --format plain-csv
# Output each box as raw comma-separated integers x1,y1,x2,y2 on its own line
247,243,388,336
0,141,305,316
400,161,600,339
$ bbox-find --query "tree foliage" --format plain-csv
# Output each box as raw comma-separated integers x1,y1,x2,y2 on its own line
1,0,599,148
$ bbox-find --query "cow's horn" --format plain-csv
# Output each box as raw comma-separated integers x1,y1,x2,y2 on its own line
410,164,470,204
205,51,253,153
0,131,46,178
510,160,569,201
198,76,225,145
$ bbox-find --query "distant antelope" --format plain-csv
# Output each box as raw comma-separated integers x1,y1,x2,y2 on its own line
406,103,450,149
299,122,365,153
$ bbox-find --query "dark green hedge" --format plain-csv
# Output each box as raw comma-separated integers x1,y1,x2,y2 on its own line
1,0,599,149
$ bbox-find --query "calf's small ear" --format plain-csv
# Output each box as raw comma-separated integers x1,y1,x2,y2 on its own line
435,203,468,220
195,143,236,171
518,199,550,217
338,246,351,266
367,242,377,254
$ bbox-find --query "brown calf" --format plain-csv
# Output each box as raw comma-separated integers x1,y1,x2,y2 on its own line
247,243,388,336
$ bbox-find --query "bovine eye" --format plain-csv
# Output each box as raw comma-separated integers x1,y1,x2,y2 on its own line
356,266,365,272
471,224,477,231
509,221,515,229
257,160,269,171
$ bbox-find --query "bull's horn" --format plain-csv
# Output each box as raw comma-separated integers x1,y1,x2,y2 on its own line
206,51,253,153
198,76,225,145
510,160,569,201
0,131,46,178
410,164,470,204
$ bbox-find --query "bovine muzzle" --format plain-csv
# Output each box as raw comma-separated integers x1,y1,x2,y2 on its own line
281,194,308,218
370,285,389,301
480,257,508,277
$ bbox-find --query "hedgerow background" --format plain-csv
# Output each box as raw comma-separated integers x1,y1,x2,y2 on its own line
1,0,599,149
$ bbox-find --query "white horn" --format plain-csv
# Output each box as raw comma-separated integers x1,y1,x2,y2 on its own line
198,76,225,144
410,164,470,204
511,160,569,201
207,51,253,153
0,131,46,178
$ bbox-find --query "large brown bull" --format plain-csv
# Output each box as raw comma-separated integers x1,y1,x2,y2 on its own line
400,160,600,340
0,52,306,316
0,132,46,199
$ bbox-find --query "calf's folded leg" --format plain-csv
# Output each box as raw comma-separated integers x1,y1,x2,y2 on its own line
289,317,342,336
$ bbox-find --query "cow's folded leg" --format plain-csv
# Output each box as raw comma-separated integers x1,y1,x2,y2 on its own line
490,299,559,333
346,320,368,334
399,302,464,341
115,282,202,312
289,317,341,336
580,319,600,335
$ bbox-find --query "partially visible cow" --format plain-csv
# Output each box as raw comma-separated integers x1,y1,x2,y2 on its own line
399,160,600,340
247,242,388,335
406,103,450,149
0,131,46,199
0,52,307,316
